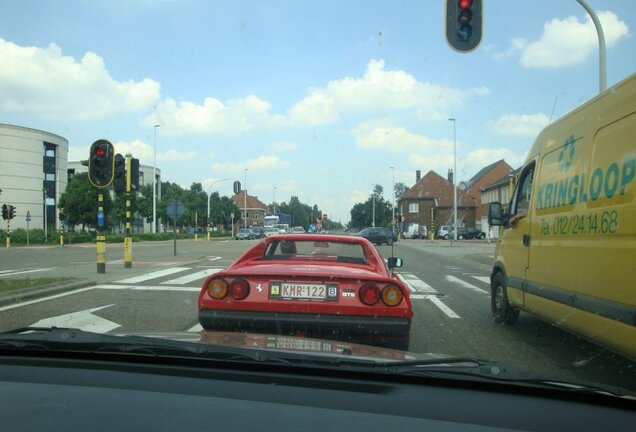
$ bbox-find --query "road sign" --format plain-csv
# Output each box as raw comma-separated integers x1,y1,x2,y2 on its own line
166,200,185,220
230,212,234,219
97,209,105,227
26,211,31,222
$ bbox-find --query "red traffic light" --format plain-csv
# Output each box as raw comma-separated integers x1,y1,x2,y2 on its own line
96,147,106,157
458,0,472,9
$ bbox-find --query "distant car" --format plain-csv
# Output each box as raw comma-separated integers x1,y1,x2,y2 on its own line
290,226,306,234
458,228,486,240
403,224,427,239
198,234,412,350
356,227,397,246
264,227,280,237
250,227,266,239
235,228,253,240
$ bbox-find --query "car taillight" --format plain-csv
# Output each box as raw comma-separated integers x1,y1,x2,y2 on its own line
359,283,380,305
381,285,403,306
207,277,229,299
230,278,250,300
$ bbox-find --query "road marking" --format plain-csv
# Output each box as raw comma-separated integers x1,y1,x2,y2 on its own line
161,268,223,285
0,268,56,278
95,284,200,292
30,304,120,334
426,296,461,319
399,273,438,294
208,256,222,261
188,324,203,332
471,276,491,285
446,275,488,294
0,287,97,312
114,267,191,284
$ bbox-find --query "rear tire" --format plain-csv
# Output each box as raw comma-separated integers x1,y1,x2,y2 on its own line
443,234,449,240
492,272,520,324
386,237,394,246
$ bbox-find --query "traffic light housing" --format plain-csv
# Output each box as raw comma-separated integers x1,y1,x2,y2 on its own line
88,139,115,188
445,0,482,53
1,204,7,220
9,205,15,220
113,154,125,195
130,158,140,191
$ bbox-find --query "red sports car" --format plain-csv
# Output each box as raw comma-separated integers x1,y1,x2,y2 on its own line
198,234,413,350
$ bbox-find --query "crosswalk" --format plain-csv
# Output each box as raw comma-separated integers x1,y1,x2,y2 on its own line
98,264,492,320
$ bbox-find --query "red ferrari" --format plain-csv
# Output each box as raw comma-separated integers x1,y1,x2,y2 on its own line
198,234,413,350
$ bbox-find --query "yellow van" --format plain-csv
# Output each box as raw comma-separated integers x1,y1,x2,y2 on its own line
488,73,636,361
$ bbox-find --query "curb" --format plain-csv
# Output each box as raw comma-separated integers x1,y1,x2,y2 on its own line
0,279,97,307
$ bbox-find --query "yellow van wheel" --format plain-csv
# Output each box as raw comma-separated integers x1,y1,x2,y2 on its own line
492,273,520,325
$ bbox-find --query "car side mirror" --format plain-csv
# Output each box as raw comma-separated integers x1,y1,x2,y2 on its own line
488,202,505,226
387,257,403,269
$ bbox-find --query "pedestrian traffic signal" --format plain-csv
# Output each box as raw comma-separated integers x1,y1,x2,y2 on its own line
88,139,115,188
113,153,125,195
445,0,482,53
1,204,8,220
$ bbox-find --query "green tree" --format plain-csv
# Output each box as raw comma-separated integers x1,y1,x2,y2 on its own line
349,185,392,230
136,184,154,223
208,192,240,230
394,182,410,202
58,173,113,230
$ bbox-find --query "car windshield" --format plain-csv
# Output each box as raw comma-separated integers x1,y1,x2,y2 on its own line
1,0,635,399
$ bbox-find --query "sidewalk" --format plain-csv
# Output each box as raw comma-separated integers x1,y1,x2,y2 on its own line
399,238,497,267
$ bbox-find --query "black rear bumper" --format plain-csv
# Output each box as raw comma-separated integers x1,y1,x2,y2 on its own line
199,309,411,350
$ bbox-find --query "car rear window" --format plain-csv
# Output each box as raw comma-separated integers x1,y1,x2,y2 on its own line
262,240,368,264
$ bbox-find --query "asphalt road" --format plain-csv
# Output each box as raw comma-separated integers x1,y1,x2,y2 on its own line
0,237,634,393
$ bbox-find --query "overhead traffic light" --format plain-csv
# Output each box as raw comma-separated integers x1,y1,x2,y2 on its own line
88,139,115,188
445,0,482,53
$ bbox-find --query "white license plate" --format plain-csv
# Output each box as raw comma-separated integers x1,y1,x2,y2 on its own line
280,283,326,299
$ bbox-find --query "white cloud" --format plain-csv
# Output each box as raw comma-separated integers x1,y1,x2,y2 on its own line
354,120,453,154
67,139,198,167
270,141,298,152
496,11,630,68
490,113,550,137
465,148,527,171
144,95,285,135
212,155,290,174
143,59,489,135
0,38,160,119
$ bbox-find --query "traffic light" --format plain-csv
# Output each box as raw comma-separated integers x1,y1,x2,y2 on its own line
59,212,66,222
8,205,16,220
88,139,115,188
445,0,482,53
113,154,125,195
130,158,140,191
1,204,7,220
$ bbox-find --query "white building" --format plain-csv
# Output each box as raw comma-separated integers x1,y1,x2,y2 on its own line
67,161,161,233
0,124,68,232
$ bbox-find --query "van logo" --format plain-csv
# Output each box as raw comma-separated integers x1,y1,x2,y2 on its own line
558,135,577,172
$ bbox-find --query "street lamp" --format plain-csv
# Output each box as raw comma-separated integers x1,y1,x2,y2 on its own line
390,166,395,233
207,178,232,240
244,169,248,229
371,184,376,228
449,118,457,246
152,124,160,234
273,186,277,214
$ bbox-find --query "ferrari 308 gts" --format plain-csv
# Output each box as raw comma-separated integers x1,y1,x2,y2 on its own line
198,234,412,350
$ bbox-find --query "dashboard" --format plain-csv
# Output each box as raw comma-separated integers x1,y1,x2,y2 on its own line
1,353,634,431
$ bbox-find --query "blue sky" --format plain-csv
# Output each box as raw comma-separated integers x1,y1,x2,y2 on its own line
1,0,634,222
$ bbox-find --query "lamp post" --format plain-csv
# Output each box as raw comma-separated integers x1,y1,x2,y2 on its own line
273,186,277,214
207,178,232,240
152,124,160,234
371,184,376,228
243,169,248,229
390,166,395,233
449,118,457,247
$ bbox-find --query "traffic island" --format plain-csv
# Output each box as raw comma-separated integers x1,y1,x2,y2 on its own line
0,278,96,307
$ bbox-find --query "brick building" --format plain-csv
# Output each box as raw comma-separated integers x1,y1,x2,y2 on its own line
460,159,512,230
398,169,478,237
232,191,268,229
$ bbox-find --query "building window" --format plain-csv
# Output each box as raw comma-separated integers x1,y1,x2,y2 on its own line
44,148,55,157
45,173,55,181
408,203,419,213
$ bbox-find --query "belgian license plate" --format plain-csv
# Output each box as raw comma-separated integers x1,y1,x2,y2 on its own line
281,283,326,299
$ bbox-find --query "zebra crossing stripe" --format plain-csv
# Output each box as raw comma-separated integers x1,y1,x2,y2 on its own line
399,273,438,294
114,267,191,284
161,268,223,285
471,276,491,285
446,275,488,294
427,296,460,319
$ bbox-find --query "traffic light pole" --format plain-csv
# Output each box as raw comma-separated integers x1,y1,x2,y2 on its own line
5,218,10,249
96,192,106,273
124,154,133,268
